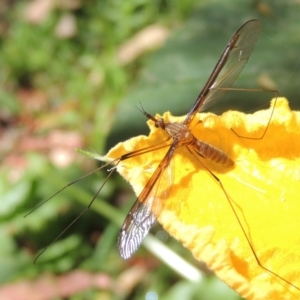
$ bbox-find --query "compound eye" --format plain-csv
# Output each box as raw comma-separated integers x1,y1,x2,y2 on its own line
156,118,165,129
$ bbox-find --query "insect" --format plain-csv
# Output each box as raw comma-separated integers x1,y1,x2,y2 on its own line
116,19,261,259
36,19,300,297
37,20,262,260
111,20,300,296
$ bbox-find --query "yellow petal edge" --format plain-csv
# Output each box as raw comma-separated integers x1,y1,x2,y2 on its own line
104,97,300,300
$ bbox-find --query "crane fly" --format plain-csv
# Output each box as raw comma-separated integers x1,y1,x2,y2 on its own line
34,19,300,295
37,19,261,259
117,19,261,259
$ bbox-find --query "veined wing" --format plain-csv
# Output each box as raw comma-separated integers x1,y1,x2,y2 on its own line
184,19,261,125
118,142,177,259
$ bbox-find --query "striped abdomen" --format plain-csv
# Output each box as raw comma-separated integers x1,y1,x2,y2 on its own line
191,138,234,167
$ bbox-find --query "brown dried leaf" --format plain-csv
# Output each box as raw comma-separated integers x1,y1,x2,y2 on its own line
117,24,169,65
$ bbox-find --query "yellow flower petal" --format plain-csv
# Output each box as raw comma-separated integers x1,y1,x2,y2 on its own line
105,97,300,299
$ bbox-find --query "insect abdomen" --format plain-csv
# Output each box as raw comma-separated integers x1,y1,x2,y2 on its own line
192,139,234,167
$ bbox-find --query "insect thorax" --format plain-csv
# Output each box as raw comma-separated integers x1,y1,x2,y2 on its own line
165,122,193,143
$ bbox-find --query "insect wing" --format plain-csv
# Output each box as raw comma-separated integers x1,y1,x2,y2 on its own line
118,20,261,259
184,19,261,124
118,144,175,259
117,198,156,259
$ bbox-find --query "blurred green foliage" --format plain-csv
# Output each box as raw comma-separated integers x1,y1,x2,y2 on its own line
0,0,299,299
